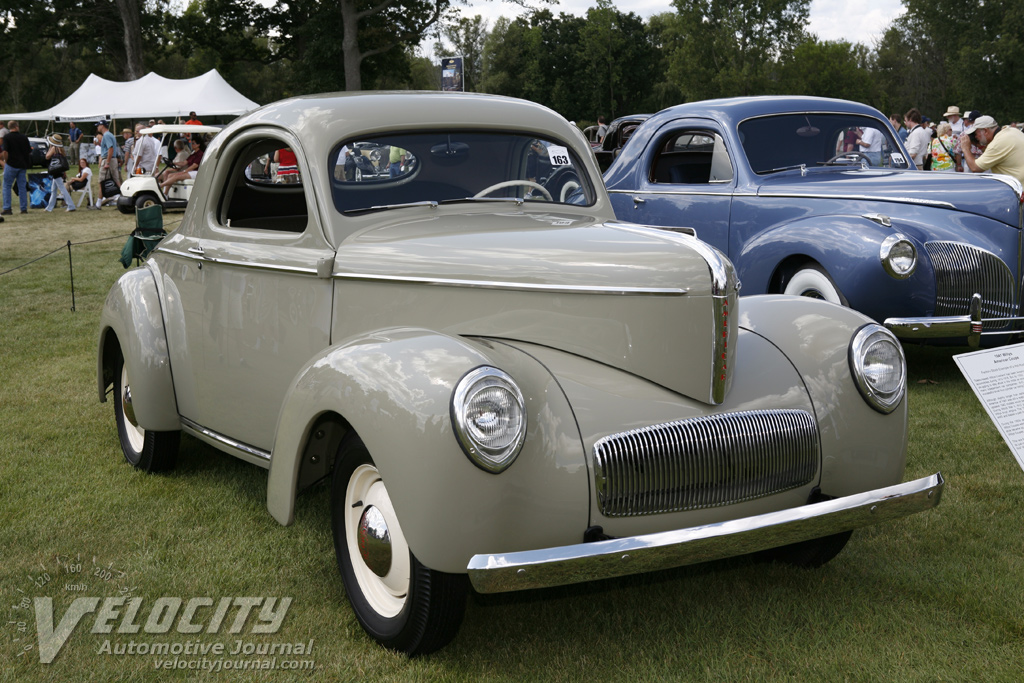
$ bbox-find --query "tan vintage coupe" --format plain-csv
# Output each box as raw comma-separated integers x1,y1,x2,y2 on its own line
98,91,943,655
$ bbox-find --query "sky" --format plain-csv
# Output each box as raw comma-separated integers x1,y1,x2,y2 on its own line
441,0,906,48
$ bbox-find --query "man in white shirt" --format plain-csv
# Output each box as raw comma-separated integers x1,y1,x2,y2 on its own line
129,122,160,175
856,126,884,166
903,108,932,167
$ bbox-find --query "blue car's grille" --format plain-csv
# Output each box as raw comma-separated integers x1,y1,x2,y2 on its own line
593,409,818,517
926,241,1017,329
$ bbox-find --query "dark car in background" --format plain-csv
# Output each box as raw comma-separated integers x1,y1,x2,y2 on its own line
604,96,1024,346
28,137,48,168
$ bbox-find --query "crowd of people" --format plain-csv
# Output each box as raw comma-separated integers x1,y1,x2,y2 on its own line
0,112,206,219
889,105,1024,184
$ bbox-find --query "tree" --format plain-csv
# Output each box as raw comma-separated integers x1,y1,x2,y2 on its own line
667,0,811,100
340,0,448,91
777,39,878,104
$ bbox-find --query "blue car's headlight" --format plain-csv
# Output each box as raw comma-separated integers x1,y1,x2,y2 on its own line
451,367,527,473
880,233,917,279
849,324,906,413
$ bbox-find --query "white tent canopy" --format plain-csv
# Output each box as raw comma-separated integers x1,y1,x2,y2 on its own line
1,70,260,122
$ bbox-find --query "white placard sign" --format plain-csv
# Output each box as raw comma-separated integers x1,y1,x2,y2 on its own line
954,342,1024,472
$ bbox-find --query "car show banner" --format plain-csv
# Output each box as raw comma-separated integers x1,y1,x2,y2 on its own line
955,342,1024,472
441,57,464,92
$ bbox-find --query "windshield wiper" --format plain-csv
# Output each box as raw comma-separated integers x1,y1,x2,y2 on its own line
439,197,527,206
342,200,438,216
761,164,806,175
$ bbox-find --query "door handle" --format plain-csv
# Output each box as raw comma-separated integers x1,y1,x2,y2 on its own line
188,246,205,256
632,196,646,207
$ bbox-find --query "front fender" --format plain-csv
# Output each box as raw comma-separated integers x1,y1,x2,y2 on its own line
738,295,908,497
267,328,589,573
97,266,180,431
736,215,936,321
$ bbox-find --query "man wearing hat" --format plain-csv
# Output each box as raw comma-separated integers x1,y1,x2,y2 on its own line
960,115,1024,185
44,133,76,213
1,120,32,216
944,106,964,137
95,120,121,208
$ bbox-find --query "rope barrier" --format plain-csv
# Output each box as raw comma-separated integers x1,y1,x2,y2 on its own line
1,216,182,311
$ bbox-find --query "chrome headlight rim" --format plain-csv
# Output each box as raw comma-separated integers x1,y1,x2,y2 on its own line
879,233,917,279
451,366,527,474
848,323,907,414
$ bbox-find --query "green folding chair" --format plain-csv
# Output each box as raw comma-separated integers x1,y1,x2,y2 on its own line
119,204,166,268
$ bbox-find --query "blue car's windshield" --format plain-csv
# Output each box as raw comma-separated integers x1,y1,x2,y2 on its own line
738,113,910,173
329,131,594,214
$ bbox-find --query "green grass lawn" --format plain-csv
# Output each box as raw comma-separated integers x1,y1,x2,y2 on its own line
2,209,1022,681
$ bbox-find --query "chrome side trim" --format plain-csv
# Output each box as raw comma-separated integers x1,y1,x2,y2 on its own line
180,416,272,467
328,271,689,297
158,246,688,296
609,189,739,198
756,191,956,209
158,248,320,276
467,472,944,594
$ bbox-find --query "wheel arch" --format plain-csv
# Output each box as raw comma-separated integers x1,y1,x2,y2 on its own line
267,328,590,574
97,267,179,431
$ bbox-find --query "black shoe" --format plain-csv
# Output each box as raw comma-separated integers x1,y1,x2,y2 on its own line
1,209,11,216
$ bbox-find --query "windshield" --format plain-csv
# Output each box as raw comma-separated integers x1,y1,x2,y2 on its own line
738,113,909,173
329,131,594,214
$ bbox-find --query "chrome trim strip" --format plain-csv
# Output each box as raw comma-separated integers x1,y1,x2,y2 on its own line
328,271,689,296
467,472,943,593
159,246,688,295
609,189,738,198
756,191,956,208
158,248,320,276
180,416,271,464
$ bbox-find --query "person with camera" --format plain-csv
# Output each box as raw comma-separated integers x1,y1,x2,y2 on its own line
44,133,76,212
960,115,1024,185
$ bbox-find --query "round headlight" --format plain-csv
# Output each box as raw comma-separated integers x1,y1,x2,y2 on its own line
451,367,527,473
880,233,917,279
849,324,906,414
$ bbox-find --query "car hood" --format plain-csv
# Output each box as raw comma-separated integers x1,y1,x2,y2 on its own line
333,209,739,405
756,168,1022,228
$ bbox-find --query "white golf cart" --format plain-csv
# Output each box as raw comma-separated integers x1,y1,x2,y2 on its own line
116,124,220,214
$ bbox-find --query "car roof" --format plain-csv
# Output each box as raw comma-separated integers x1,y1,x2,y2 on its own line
651,96,886,126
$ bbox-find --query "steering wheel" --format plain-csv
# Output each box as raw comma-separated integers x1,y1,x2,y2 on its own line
474,180,552,201
824,152,870,166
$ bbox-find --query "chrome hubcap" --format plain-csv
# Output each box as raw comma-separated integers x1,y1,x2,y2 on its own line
357,506,392,578
122,383,139,428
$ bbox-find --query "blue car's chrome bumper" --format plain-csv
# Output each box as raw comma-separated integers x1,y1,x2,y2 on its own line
885,293,1023,346
467,472,943,594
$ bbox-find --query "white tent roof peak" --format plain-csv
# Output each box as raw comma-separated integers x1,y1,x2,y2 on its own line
0,69,260,122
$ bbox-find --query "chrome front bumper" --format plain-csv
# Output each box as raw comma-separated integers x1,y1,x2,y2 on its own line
467,472,943,594
885,293,1022,346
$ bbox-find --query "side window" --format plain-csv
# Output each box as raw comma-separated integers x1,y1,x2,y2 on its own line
650,131,732,184
220,138,309,233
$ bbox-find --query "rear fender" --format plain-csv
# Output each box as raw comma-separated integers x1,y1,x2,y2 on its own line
97,266,179,431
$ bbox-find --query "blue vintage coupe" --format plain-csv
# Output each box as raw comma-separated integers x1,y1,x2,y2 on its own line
604,96,1024,345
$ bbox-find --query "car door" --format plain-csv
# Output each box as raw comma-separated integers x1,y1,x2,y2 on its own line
159,128,335,455
609,124,735,256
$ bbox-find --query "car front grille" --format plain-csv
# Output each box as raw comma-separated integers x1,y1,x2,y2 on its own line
926,241,1017,329
593,409,818,518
